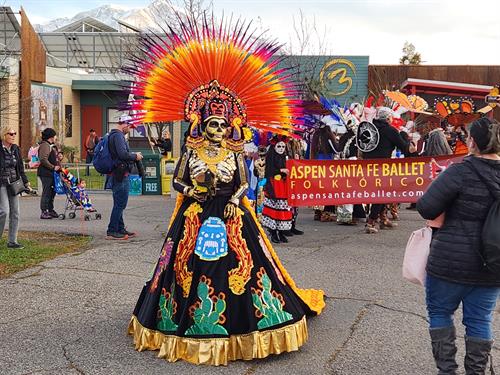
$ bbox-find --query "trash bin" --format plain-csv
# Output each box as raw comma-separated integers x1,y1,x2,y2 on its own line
129,175,142,195
160,157,177,195
142,154,162,195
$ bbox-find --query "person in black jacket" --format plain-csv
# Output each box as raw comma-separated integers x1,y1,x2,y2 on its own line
362,108,416,233
417,117,500,375
0,127,30,248
37,128,61,219
105,116,143,240
149,128,172,156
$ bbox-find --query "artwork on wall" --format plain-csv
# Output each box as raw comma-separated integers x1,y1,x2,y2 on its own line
65,105,73,138
31,83,63,144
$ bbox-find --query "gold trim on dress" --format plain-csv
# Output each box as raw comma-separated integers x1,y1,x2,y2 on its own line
128,315,308,366
226,208,254,295
175,203,203,297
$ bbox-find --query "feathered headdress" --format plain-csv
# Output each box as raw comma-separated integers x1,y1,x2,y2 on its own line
123,15,304,149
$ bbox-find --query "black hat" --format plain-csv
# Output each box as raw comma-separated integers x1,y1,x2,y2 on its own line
41,128,57,141
469,117,491,152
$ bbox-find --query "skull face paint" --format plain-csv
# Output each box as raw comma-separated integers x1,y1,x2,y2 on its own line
204,117,228,143
274,141,286,155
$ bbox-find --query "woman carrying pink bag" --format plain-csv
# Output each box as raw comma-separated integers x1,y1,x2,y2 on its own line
417,118,500,375
402,213,444,286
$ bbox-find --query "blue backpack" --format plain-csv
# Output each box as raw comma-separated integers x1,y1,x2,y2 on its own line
92,133,116,174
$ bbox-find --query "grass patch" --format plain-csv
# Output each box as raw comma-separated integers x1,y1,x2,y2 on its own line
0,231,92,278
25,168,106,191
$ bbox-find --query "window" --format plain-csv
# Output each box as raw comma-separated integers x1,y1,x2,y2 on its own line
107,108,122,132
65,105,72,137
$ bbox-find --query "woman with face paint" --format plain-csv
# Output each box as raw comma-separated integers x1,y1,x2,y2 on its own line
261,137,294,243
125,16,325,365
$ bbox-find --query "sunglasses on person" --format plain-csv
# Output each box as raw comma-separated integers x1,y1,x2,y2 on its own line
7,132,16,136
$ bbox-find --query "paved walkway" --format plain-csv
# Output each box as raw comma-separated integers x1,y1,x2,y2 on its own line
0,193,498,374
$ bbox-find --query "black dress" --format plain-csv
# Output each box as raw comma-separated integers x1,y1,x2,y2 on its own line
129,141,325,365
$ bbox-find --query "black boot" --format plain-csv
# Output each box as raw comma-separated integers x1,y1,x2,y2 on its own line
464,336,494,375
270,230,280,244
278,231,288,243
429,327,459,375
282,230,294,237
290,221,304,235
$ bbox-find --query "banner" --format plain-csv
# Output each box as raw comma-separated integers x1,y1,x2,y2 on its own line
287,155,464,207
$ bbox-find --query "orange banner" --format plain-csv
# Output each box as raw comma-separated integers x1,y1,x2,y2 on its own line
286,155,464,207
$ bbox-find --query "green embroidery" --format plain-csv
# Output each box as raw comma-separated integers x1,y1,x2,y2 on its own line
185,276,228,336
252,267,293,329
157,284,178,332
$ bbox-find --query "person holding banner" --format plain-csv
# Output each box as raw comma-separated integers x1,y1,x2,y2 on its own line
262,137,294,243
362,107,416,234
311,122,339,222
417,117,500,375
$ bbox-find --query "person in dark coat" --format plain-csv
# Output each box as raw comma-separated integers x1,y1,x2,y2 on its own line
37,128,61,219
310,122,339,222
150,128,172,156
84,128,100,176
362,108,415,233
0,127,30,248
417,117,500,375
105,116,143,240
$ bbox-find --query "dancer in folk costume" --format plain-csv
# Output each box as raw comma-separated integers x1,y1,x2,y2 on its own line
283,138,305,236
310,120,339,222
261,136,294,243
320,98,365,224
125,15,325,366
253,145,268,219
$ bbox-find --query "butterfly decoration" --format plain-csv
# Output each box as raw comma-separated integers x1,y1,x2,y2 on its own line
434,97,480,127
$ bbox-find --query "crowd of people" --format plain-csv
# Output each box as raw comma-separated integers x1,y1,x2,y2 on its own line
0,13,499,373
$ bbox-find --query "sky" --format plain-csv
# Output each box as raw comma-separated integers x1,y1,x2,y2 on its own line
4,0,500,64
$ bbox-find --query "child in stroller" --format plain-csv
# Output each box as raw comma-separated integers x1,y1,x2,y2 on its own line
58,168,101,221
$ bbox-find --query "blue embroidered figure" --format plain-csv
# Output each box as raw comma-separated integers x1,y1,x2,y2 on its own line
195,217,228,261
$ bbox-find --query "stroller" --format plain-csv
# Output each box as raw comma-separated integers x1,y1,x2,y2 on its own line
54,170,102,221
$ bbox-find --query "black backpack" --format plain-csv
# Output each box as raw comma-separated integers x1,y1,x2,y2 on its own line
469,164,500,274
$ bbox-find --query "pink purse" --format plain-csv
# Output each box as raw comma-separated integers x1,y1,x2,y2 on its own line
402,227,432,286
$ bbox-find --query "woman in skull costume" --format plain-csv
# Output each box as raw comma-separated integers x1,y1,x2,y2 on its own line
261,137,294,243
125,16,325,366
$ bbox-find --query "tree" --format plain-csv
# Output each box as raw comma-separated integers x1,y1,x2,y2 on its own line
149,0,214,31
285,9,332,100
399,41,422,65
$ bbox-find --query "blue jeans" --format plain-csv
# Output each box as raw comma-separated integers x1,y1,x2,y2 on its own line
107,176,130,234
0,186,20,244
426,274,500,340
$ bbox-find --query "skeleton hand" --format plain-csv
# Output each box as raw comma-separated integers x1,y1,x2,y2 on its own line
186,187,207,202
190,159,208,178
224,202,238,219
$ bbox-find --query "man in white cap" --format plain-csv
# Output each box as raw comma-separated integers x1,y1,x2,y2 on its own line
106,115,143,240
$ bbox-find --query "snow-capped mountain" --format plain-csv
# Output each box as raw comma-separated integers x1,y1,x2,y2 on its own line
34,1,183,32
